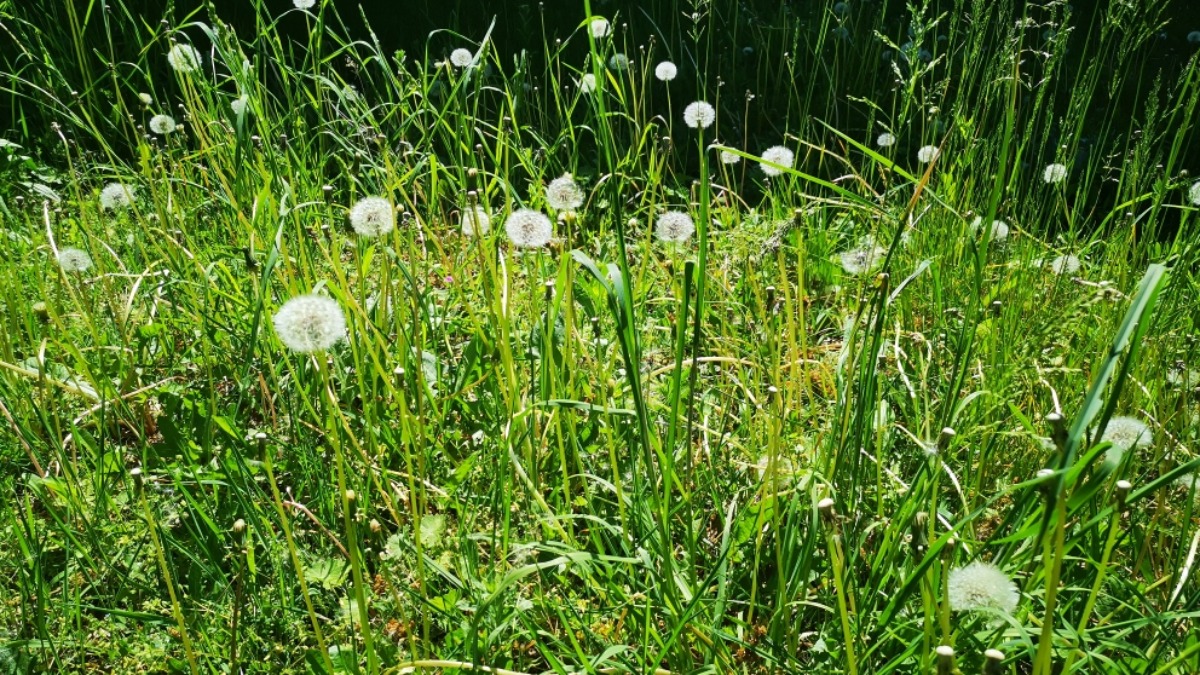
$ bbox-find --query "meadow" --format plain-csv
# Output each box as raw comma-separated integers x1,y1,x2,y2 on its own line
2,0,1200,672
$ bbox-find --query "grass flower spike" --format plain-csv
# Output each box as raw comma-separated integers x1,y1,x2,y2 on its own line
760,145,794,176
348,196,395,237
273,295,347,353
166,44,202,73
683,101,716,129
56,247,92,273
655,210,695,243
505,209,553,248
948,561,1019,614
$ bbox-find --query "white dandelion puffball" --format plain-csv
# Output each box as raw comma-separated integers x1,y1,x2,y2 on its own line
970,217,1009,242
839,241,887,276
1100,416,1153,466
683,100,716,129
546,174,585,211
273,295,347,353
1188,31,1200,45
450,48,474,68
57,247,93,273
719,149,742,165
231,96,249,115
1188,180,1200,206
167,44,202,73
505,208,553,248
579,73,597,93
137,93,152,106
1048,254,1080,275
760,145,795,177
609,53,630,71
149,114,177,135
590,17,610,38
348,196,395,237
99,182,135,210
655,61,677,81
948,562,1019,614
655,210,695,243
1043,163,1068,184
462,206,491,236
294,0,316,8
917,145,939,163
876,132,896,148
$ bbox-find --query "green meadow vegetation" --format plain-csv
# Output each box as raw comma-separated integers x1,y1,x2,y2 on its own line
2,0,1200,672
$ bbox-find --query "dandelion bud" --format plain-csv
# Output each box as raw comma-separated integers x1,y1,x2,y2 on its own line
32,301,50,323
543,280,555,301
1114,479,1132,509
938,427,956,452
1046,412,1067,449
817,497,836,525
232,518,246,536
467,167,478,180
983,648,1005,674
345,489,357,504
990,300,1002,316
130,466,144,491
370,518,382,534
935,645,955,675
910,512,928,554
765,286,776,311
323,185,334,204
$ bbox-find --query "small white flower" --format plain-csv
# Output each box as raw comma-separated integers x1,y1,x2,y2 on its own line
505,209,553,248
294,0,316,8
589,17,610,38
99,182,135,210
450,48,474,68
655,210,695,243
273,295,347,353
546,174,585,211
166,44,202,74
149,114,177,135
609,53,630,71
56,247,92,273
348,196,395,237
1099,416,1152,467
230,96,249,115
683,100,716,129
1043,163,1068,184
655,61,677,81
876,132,896,148
579,73,597,93
969,217,1009,242
948,562,1019,614
839,238,886,275
719,149,741,164
917,145,939,163
461,205,491,236
1188,180,1200,206
759,145,795,176
1048,254,1080,275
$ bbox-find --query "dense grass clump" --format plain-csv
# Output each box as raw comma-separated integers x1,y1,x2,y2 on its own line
2,0,1200,672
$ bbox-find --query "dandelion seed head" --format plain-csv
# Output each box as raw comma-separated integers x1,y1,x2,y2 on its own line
1043,163,1068,184
149,114,177,135
609,53,630,71
137,93,152,106
590,17,610,38
1188,31,1200,45
294,0,316,8
505,208,553,248
450,48,474,68
876,132,896,148
655,61,677,81
348,196,395,237
462,205,491,236
833,2,850,17
970,217,1009,242
579,73,597,93
1188,180,1200,206
1100,416,1152,467
839,239,886,276
719,149,741,164
947,562,1019,615
166,44,202,74
546,174,585,211
655,210,695,243
99,182,135,210
231,96,249,115
273,294,347,353
1048,254,1080,275
760,145,795,176
917,145,939,163
56,247,92,273
683,100,716,129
